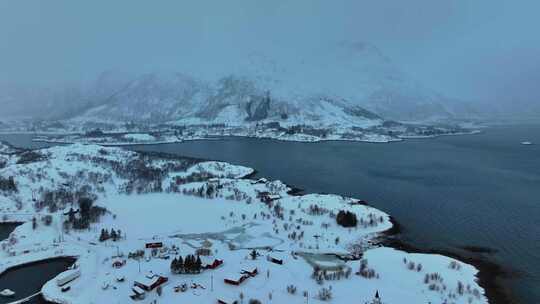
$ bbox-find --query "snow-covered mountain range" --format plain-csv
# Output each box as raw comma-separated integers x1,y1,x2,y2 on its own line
72,42,477,126
0,42,479,129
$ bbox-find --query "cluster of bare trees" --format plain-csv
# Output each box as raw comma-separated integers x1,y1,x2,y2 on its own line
64,197,107,230
16,151,45,164
403,258,423,272
99,228,122,242
357,259,379,279
0,176,16,192
317,286,333,301
423,272,446,292
307,204,330,216
336,210,358,227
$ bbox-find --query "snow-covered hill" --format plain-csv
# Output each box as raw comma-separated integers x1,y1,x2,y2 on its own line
71,73,384,130
64,42,474,127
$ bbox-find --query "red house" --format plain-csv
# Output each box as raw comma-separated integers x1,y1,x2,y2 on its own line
224,267,258,286
224,274,248,286
266,255,283,265
145,242,163,249
241,267,258,277
134,274,168,291
203,259,224,270
217,297,239,304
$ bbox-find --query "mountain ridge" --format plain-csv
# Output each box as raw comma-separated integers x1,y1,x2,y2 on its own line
1,41,481,127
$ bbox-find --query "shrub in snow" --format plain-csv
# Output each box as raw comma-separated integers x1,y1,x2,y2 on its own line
287,285,297,294
16,151,45,164
308,204,329,216
0,176,17,192
336,210,358,227
449,260,462,270
357,259,379,279
99,228,120,242
42,215,53,226
250,249,258,260
457,281,464,295
99,229,109,242
318,287,333,301
424,272,447,293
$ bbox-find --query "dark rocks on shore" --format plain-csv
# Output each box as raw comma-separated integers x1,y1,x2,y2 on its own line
377,216,515,304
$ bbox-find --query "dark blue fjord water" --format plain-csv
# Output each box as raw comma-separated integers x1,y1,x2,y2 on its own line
0,257,73,304
0,226,72,304
2,124,540,303
0,223,21,241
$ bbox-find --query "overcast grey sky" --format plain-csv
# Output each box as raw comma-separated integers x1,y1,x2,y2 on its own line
1,0,539,105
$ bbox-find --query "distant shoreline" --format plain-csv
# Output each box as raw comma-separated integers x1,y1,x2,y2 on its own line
26,129,484,147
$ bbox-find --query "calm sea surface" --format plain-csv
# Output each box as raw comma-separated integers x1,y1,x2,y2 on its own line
2,124,539,303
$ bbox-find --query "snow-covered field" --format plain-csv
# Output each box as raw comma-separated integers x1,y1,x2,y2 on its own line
0,144,488,304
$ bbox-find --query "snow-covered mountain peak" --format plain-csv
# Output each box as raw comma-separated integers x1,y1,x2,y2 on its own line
2,41,479,127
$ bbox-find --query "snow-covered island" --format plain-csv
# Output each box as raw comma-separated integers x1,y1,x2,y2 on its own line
32,130,184,146
27,120,477,146
0,144,488,304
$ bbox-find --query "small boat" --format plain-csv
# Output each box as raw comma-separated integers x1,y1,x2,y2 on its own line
521,141,533,145
0,289,15,297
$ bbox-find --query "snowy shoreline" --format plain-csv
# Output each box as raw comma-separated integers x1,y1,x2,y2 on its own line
0,144,494,304
29,130,483,147
398,129,482,139
31,138,185,146
30,133,401,145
